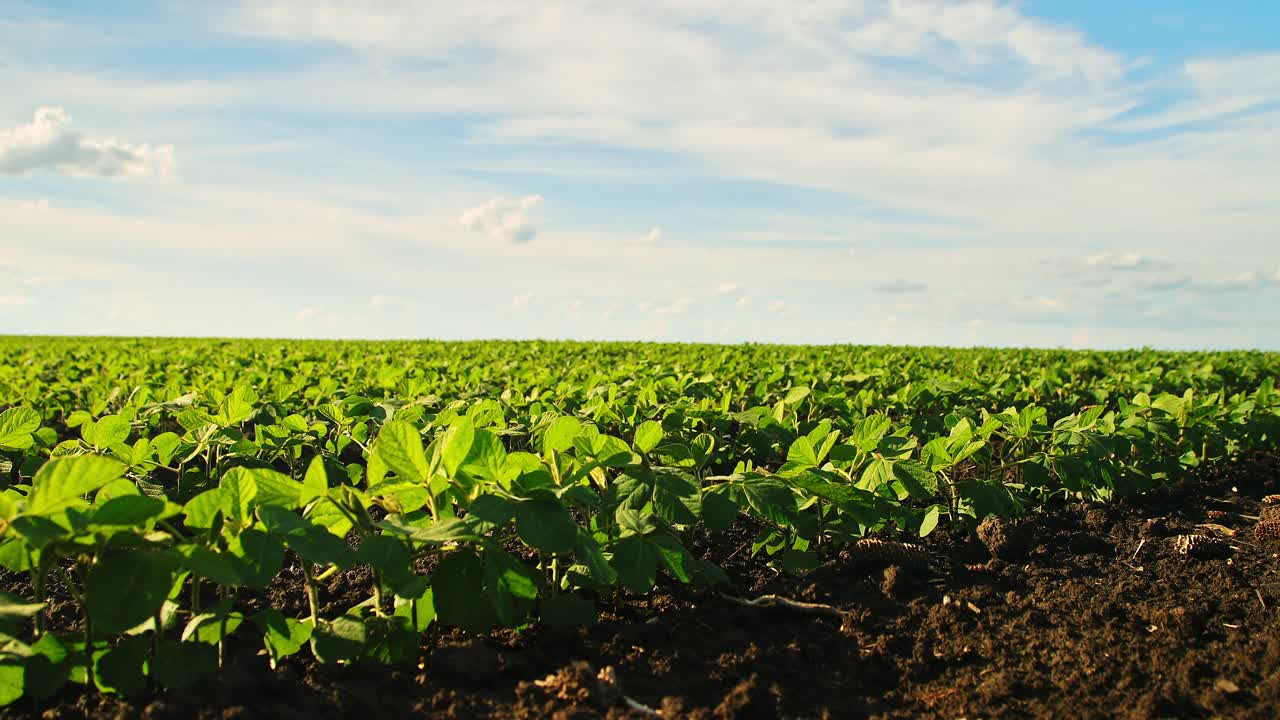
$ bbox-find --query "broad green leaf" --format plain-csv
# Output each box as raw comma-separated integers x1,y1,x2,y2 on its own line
542,593,596,627
543,416,582,454
311,615,367,664
89,495,165,526
375,420,430,482
27,456,126,515
700,487,739,531
514,500,578,554
919,505,942,538
153,641,216,689
93,635,149,696
85,415,130,449
226,529,285,589
0,660,20,707
440,417,475,479
86,552,176,635
633,421,664,454
0,407,40,451
254,610,314,667
892,460,938,499
612,536,658,594
484,549,539,625
393,589,436,632
433,549,497,632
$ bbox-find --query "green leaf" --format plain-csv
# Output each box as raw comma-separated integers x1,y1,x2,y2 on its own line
433,549,497,633
226,529,285,589
375,421,430,483
633,421,664,454
90,496,165,526
612,536,658,594
701,488,740,531
153,642,217,689
86,552,176,635
27,456,126,515
484,549,539,626
614,468,701,527
85,415,130,449
378,514,483,545
393,589,436,632
311,615,367,664
783,386,811,405
301,456,329,506
182,488,225,529
93,635,150,696
173,545,242,587
918,505,942,538
466,494,515,533
514,500,578,554
573,529,617,586
23,634,68,700
440,417,475,479
218,467,258,526
253,610,314,667
738,475,798,526
786,436,819,468
543,416,582,454
892,460,937,499
0,661,21,706
651,532,694,583
542,593,596,627
0,407,40,452
224,466,303,509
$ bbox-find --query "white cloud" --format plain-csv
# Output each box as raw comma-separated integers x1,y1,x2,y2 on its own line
0,107,175,179
767,300,788,314
1084,251,1148,270
510,291,533,310
368,293,390,309
17,199,50,212
714,281,739,295
635,300,654,312
643,227,662,244
874,278,927,294
735,295,752,309
1197,271,1272,293
1012,296,1070,312
295,305,322,321
653,297,694,314
0,292,36,309
457,194,543,244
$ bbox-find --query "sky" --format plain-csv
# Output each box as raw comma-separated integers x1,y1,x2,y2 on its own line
1,1,1278,349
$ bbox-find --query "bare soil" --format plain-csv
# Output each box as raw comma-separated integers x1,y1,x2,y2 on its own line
6,455,1280,719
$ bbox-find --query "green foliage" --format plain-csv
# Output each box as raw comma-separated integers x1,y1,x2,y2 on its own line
0,337,1277,705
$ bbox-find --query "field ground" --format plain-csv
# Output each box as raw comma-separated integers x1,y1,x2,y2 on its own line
7,456,1278,719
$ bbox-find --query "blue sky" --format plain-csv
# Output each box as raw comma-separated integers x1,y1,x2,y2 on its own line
2,1,1278,349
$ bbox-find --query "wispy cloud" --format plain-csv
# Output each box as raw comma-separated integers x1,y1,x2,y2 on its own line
510,291,534,310
874,279,928,295
653,297,695,315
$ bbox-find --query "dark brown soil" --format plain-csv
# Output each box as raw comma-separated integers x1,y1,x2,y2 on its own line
6,455,1280,719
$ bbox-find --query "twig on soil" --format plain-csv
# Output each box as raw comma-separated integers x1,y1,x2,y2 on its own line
1129,538,1147,561
719,592,848,621
1257,589,1268,612
622,695,661,717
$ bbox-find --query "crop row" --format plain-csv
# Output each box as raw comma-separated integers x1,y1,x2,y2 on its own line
0,339,1277,704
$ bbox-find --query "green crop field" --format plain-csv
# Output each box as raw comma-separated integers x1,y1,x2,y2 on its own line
1,337,1278,708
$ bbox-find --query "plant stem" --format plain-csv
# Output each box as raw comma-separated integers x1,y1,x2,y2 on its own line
301,562,320,626
372,569,385,617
